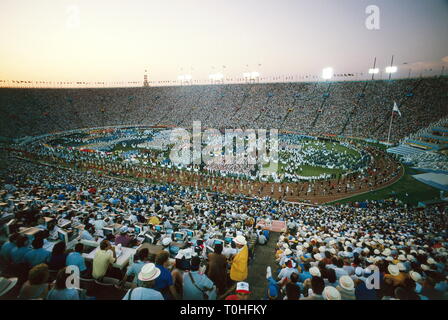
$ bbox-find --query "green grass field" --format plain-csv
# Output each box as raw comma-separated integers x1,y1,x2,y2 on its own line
271,140,359,177
274,163,344,177
328,166,442,206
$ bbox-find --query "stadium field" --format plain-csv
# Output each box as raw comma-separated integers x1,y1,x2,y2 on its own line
329,165,442,206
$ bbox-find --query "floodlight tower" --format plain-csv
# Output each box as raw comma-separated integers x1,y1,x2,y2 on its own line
322,67,333,81
368,57,379,80
385,55,397,80
143,69,149,87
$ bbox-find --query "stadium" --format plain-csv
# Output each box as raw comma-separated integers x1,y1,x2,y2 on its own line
0,0,447,304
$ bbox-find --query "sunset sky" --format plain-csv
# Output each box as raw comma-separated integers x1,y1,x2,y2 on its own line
0,0,447,85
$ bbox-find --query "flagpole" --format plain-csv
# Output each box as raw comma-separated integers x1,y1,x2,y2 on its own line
387,109,394,144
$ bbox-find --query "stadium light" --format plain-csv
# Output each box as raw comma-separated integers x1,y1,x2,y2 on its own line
385,66,397,73
368,68,379,74
322,67,333,80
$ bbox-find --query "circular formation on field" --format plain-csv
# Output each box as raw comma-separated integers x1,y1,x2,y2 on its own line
38,127,370,181
15,126,403,204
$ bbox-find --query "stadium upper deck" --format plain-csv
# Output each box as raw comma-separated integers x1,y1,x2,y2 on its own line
0,77,446,142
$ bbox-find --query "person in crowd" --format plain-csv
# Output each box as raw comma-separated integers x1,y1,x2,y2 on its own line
48,241,67,271
182,256,216,300
24,238,51,268
18,263,50,300
122,263,164,300
224,282,251,300
10,234,31,265
114,226,133,247
336,275,356,300
322,286,342,300
0,233,19,265
66,243,88,277
79,223,95,241
46,267,80,300
206,243,227,296
230,236,248,282
121,248,151,287
323,268,338,288
171,250,190,297
154,250,178,299
302,276,325,300
384,263,406,287
257,230,267,245
285,282,301,300
92,240,116,280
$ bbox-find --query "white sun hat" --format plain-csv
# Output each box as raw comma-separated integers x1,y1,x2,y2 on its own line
366,257,375,263
339,275,354,290
323,286,341,300
138,263,161,282
313,253,323,261
409,271,422,282
234,235,247,246
421,264,430,271
427,258,436,265
397,263,406,271
309,267,321,277
387,264,400,276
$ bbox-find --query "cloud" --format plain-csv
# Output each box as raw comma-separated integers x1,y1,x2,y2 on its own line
442,56,448,63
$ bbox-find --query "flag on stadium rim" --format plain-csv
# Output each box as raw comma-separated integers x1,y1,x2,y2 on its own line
392,101,401,117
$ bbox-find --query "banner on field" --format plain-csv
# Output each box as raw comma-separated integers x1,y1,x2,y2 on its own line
256,219,287,232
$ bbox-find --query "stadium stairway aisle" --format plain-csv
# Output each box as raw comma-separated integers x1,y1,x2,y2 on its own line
247,232,280,300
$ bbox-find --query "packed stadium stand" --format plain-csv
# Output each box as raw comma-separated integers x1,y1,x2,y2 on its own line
1,77,447,301
1,77,447,142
